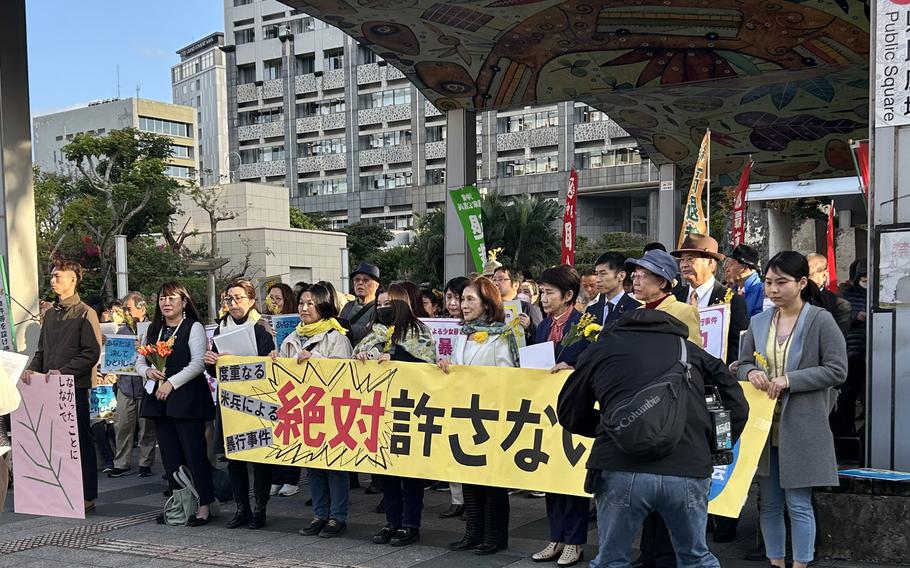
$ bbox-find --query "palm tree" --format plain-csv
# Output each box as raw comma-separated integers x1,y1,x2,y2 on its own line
481,192,561,274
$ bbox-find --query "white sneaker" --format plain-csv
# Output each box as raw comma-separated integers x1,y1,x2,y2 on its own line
269,484,281,496
278,483,299,496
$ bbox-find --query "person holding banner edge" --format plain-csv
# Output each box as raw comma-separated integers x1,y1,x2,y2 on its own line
439,275,470,518
273,282,354,538
204,279,276,529
736,252,847,568
354,283,437,547
438,276,519,556
532,265,589,567
265,283,304,498
138,281,214,526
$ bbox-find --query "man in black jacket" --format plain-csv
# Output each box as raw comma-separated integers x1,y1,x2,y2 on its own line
558,310,748,568
586,252,641,329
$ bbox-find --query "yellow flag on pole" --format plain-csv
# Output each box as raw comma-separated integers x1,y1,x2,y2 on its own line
678,130,711,248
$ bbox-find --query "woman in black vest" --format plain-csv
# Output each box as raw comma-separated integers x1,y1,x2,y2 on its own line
204,279,277,529
138,281,214,526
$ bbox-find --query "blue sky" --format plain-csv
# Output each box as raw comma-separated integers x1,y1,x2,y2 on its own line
26,0,223,118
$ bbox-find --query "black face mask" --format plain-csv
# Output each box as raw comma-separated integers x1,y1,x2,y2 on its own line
376,307,395,326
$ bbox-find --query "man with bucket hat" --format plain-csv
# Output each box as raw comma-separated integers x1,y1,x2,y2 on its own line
623,250,702,346
724,244,765,317
340,261,382,345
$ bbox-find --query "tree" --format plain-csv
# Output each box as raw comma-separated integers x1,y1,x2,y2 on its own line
183,182,236,257
574,232,652,269
341,222,393,266
481,192,562,275
290,208,331,231
409,209,445,286
61,128,181,298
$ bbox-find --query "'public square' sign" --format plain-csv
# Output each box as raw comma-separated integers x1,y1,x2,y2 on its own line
876,2,910,127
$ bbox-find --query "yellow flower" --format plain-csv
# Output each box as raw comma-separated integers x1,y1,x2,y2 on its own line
472,331,489,343
583,323,602,337
754,351,768,371
723,288,734,304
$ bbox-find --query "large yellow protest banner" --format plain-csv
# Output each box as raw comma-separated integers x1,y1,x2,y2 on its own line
217,356,774,518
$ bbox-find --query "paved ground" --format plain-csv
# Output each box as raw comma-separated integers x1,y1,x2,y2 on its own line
0,454,903,568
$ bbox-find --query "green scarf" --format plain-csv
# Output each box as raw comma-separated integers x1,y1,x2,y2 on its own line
296,317,347,339
460,318,520,365
354,323,438,363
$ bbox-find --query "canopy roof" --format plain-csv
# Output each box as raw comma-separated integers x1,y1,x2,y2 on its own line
283,0,870,183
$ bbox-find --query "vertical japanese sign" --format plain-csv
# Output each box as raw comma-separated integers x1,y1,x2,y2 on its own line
875,2,910,127
0,255,16,352
730,160,753,248
420,318,463,360
698,304,731,362
449,185,487,273
678,130,711,248
561,169,578,265
12,374,85,519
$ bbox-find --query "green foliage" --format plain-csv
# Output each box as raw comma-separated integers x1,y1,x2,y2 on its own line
481,192,562,275
341,222,393,267
574,232,652,270
290,208,331,231
407,209,445,286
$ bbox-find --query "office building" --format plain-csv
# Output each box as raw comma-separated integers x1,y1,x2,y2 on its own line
223,0,658,239
32,97,198,182
172,32,231,185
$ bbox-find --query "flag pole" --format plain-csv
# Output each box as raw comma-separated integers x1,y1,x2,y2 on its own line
705,128,711,236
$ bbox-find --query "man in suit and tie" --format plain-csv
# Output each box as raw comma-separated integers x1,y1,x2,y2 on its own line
586,252,641,330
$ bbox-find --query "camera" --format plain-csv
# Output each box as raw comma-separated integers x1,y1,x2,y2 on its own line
705,386,734,466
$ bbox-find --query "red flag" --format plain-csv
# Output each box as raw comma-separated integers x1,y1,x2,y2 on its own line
561,168,578,265
826,201,838,292
730,160,753,248
850,140,869,201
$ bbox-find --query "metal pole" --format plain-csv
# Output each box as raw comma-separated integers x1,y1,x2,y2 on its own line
706,129,711,236
207,269,217,324
444,109,477,281
115,234,128,299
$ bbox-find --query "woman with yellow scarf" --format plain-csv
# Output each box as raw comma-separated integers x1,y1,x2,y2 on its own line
273,283,353,539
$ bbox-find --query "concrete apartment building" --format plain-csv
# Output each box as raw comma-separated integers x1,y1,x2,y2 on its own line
172,32,231,186
32,97,198,182
223,0,658,239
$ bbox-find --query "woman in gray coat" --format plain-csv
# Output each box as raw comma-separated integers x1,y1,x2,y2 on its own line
737,252,847,568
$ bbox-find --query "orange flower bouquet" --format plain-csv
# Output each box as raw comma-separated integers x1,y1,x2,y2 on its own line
138,336,176,374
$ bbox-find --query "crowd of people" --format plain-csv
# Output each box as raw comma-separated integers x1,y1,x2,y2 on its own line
14,232,862,568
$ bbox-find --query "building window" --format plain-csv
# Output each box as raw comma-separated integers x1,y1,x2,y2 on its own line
171,145,192,158
164,165,193,179
262,23,281,40
138,116,191,138
497,155,559,177
576,147,641,169
361,171,413,191
301,178,347,196
364,129,411,149
358,45,378,64
239,107,284,125
55,135,64,141
263,58,282,81
234,28,255,45
299,137,346,157
426,125,446,142
201,52,214,69
296,53,315,75
237,64,255,84
360,87,411,109
575,105,608,123
499,109,558,133
239,149,258,164
324,48,344,70
297,98,345,116
260,146,285,162
289,17,315,34
426,168,446,185
233,0,253,6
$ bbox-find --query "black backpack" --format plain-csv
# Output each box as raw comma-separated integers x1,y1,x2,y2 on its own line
603,337,693,461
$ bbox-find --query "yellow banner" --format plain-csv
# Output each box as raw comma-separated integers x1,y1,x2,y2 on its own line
218,356,773,517
678,129,711,248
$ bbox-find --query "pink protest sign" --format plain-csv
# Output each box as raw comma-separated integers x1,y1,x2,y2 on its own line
12,374,85,519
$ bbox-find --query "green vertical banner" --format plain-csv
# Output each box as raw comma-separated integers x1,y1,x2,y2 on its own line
0,256,16,351
449,185,487,273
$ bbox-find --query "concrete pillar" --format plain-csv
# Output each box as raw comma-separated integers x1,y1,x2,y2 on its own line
0,0,39,352
657,163,678,248
868,0,910,470
444,109,477,281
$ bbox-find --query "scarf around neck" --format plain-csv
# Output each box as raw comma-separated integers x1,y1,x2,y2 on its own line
460,318,520,365
547,307,574,343
296,317,347,339
220,308,262,331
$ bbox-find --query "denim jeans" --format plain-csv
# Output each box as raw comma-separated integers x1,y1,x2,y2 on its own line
308,468,349,522
757,447,815,564
590,470,719,568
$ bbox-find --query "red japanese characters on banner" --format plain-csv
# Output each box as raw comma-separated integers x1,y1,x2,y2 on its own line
827,201,838,292
731,160,754,248
561,168,578,265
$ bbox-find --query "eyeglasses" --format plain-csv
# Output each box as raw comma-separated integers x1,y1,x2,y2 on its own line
226,295,250,304
492,277,511,284
159,295,183,304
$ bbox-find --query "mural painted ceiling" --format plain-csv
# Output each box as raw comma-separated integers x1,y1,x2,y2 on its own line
280,0,870,183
